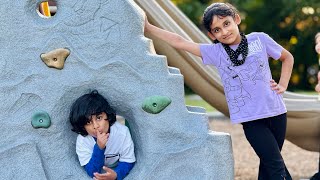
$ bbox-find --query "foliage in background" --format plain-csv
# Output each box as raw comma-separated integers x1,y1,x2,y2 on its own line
185,95,217,112
172,0,320,91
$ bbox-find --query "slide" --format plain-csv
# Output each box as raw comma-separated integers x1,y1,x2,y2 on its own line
135,0,320,152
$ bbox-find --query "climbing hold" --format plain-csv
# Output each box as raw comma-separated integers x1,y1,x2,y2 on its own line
31,110,51,129
142,96,171,114
40,48,70,69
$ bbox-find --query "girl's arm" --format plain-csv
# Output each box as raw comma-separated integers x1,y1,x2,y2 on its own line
272,49,294,94
144,17,201,57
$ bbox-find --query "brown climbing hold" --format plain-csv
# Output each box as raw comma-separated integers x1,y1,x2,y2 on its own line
40,48,70,70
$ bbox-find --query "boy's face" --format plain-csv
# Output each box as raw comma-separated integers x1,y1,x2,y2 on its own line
207,14,241,45
84,112,110,138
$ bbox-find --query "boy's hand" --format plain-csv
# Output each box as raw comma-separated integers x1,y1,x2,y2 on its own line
96,130,109,149
93,166,117,180
270,79,286,94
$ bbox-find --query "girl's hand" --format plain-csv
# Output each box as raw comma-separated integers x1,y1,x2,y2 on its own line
270,79,286,94
96,130,109,150
144,16,151,33
93,166,117,180
315,72,320,93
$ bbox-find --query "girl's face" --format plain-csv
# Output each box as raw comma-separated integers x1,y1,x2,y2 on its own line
84,112,110,137
207,14,241,45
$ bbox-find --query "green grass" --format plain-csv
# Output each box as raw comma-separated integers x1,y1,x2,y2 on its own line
291,90,318,95
185,91,318,113
184,95,217,112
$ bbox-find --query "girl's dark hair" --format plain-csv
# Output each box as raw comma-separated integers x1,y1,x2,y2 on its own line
69,90,116,136
203,3,239,34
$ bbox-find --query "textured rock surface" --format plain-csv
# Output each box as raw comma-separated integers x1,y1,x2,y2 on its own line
0,0,233,179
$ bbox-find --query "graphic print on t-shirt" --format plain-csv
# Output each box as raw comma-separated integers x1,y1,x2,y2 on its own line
245,55,269,84
220,63,251,114
219,38,275,115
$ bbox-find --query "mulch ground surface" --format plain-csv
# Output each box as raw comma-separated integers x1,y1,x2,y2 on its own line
209,117,319,180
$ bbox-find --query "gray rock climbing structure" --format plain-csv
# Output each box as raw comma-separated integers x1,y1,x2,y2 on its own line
0,0,233,179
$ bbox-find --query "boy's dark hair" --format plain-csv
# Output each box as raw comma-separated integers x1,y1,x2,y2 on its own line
203,3,239,34
69,90,116,136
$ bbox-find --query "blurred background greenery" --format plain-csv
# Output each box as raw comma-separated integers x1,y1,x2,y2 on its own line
171,0,320,92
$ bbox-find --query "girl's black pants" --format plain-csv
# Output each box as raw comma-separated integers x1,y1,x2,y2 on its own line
242,113,292,180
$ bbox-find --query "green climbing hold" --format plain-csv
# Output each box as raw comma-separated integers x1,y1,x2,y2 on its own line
142,96,171,114
31,110,51,129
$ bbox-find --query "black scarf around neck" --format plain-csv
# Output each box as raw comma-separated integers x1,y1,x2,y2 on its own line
222,33,248,66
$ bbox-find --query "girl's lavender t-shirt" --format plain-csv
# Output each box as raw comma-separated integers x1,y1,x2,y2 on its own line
200,32,287,124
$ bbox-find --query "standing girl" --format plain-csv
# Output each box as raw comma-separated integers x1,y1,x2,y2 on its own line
144,2,294,180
